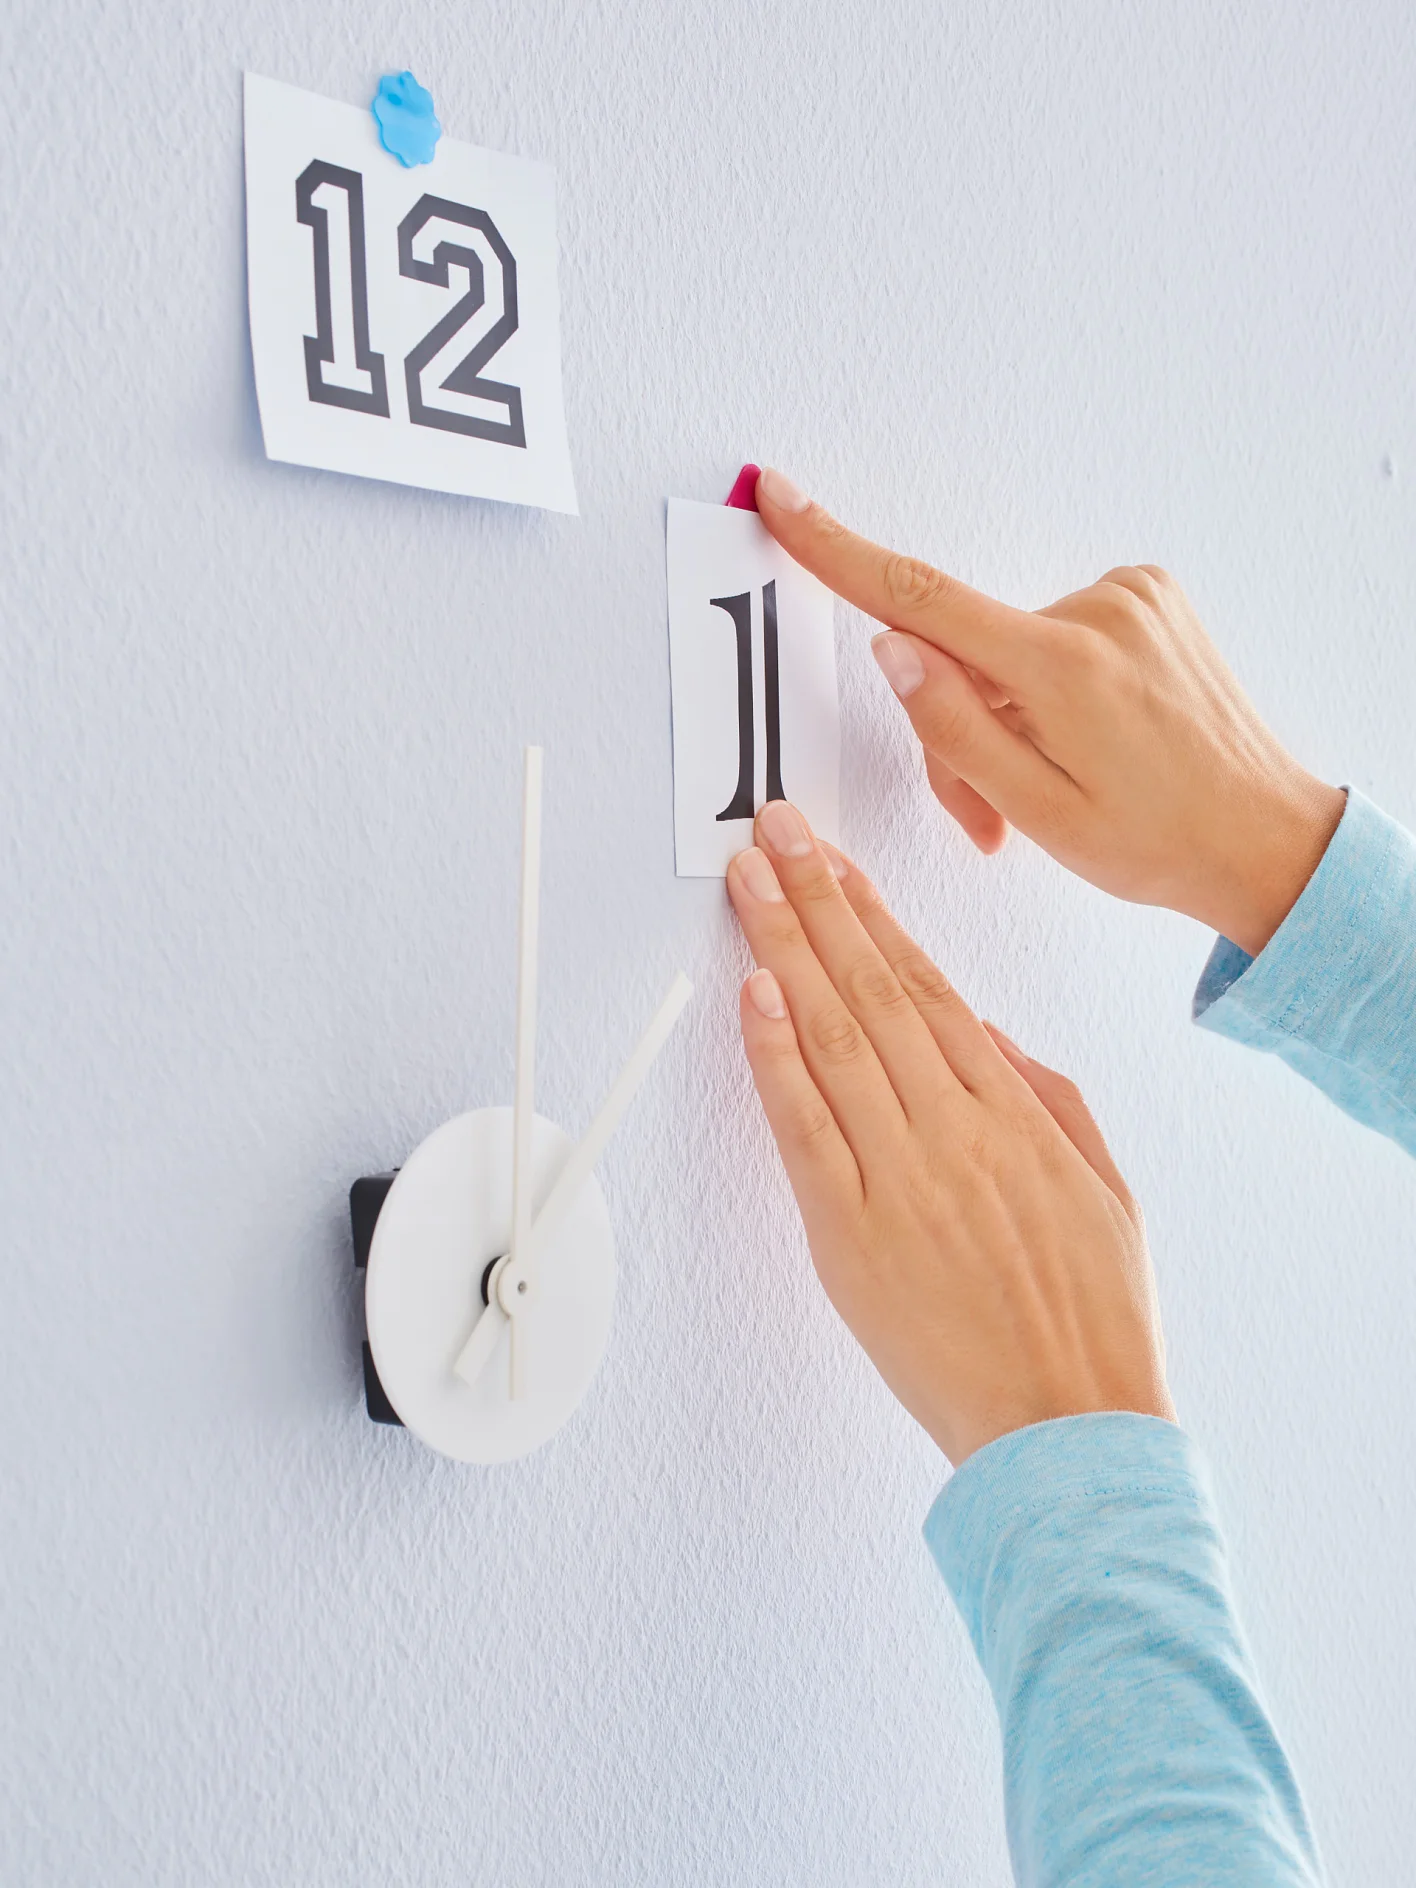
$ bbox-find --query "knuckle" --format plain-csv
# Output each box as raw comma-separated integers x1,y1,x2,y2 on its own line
844,956,909,1016
807,1005,869,1067
1037,587,1092,629
881,551,954,617
1101,563,1160,601
794,868,846,914
758,910,806,952
921,693,975,760
894,950,960,1015
845,875,885,922
1050,623,1112,687
1097,580,1145,621
1092,579,1154,640
792,1098,837,1151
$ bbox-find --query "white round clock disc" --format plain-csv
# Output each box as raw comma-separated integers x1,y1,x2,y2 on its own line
364,1107,616,1463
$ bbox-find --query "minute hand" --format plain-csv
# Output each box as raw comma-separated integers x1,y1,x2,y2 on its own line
452,972,694,1387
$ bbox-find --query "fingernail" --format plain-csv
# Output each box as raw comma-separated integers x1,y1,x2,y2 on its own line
757,466,810,513
872,631,926,700
746,968,787,1020
757,799,813,858
732,845,786,903
725,463,761,510
818,841,849,881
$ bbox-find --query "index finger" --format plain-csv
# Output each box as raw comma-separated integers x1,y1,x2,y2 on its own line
755,467,1043,691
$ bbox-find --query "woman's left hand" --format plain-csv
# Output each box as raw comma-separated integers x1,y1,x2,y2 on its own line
726,800,1174,1466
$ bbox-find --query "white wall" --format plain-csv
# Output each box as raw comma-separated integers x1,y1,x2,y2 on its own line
5,2,1416,1882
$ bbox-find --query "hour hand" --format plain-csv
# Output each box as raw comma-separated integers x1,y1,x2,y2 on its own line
453,1260,510,1387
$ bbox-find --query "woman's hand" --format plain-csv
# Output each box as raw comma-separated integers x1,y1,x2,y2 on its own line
727,799,1173,1466
754,468,1345,957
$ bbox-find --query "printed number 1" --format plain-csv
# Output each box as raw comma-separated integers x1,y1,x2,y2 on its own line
712,581,786,822
295,162,390,416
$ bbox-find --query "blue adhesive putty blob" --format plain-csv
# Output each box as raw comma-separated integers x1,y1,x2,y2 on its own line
372,71,441,167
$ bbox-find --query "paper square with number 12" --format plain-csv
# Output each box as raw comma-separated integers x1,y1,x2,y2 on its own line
666,499,839,877
244,74,577,514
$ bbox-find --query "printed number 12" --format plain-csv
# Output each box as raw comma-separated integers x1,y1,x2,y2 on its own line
712,580,786,822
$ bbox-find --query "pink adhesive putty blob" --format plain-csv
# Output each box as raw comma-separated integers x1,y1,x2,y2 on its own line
724,464,761,510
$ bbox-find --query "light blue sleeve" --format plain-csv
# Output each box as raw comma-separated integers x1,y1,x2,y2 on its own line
926,1415,1323,1887
1192,786,1416,1151
922,790,1416,1882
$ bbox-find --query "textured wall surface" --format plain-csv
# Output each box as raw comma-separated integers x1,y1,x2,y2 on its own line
5,3,1416,1883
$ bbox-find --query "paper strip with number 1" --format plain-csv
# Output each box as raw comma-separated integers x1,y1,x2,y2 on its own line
666,498,839,876
243,73,577,514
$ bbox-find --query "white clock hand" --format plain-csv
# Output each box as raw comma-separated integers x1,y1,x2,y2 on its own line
449,747,542,1402
510,971,694,1264
451,1262,509,1387
507,745,542,1401
452,971,694,1390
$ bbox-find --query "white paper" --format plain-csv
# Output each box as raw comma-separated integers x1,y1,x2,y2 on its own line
666,499,839,877
243,74,577,514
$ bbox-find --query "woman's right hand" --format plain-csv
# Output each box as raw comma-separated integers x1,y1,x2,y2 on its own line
754,467,1345,957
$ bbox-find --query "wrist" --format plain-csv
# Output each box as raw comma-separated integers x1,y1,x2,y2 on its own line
1198,773,1346,957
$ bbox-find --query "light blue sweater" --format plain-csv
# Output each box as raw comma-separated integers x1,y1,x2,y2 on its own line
926,788,1416,1886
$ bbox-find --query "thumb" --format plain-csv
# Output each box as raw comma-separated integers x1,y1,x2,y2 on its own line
872,631,1066,830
